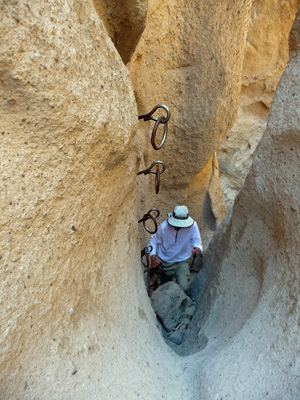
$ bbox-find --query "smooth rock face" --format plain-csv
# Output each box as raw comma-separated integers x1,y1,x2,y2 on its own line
131,0,252,242
180,9,300,398
218,0,300,208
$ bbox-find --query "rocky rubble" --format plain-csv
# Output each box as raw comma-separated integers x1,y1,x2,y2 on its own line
151,281,196,345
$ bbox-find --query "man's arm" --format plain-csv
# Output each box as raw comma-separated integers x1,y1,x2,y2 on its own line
191,222,203,255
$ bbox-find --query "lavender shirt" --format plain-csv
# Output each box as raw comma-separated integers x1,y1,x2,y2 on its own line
149,220,203,263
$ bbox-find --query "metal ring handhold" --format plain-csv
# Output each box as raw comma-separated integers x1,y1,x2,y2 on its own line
138,104,171,124
137,161,166,176
141,248,150,269
138,209,160,234
141,245,154,271
151,116,168,150
144,245,153,254
141,214,157,234
138,208,160,223
148,208,160,219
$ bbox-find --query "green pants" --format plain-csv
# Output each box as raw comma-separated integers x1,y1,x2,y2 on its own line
161,259,191,293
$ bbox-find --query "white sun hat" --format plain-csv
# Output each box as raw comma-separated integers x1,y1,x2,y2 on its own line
167,205,194,228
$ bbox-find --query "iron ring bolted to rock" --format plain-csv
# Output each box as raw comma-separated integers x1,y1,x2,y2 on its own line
137,161,166,194
141,245,153,270
138,208,160,234
144,244,153,254
150,115,167,150
138,104,171,124
138,104,171,150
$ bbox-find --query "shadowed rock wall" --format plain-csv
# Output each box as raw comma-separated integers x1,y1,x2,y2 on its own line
180,9,300,398
92,0,148,64
218,0,300,209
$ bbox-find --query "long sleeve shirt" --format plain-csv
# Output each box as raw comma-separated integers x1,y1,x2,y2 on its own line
149,220,203,263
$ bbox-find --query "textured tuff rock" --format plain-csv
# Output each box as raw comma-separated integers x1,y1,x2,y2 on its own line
92,0,148,64
1,1,300,399
218,0,300,208
180,9,300,398
0,1,191,399
186,153,227,246
130,0,252,243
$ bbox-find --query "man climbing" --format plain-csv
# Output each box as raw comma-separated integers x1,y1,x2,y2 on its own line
149,205,203,294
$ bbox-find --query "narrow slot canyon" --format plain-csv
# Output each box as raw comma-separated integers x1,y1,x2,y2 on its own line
1,1,300,400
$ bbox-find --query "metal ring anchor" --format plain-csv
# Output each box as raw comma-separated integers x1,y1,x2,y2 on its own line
151,116,168,150
137,161,166,194
154,165,161,194
141,245,153,270
137,161,166,176
139,104,171,150
138,104,171,124
144,245,153,254
138,208,160,234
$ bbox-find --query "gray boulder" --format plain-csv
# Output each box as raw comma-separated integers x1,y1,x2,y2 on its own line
151,282,196,332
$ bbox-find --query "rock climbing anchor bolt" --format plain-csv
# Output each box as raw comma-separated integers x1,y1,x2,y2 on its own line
151,116,168,150
141,245,153,270
138,104,171,124
137,161,166,194
138,104,171,150
138,208,160,234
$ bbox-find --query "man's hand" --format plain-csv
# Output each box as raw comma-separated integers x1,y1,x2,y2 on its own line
150,255,162,268
192,247,202,256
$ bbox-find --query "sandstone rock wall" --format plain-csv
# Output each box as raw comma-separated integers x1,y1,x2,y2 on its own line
218,0,300,208
130,0,252,246
0,2,192,399
181,9,300,398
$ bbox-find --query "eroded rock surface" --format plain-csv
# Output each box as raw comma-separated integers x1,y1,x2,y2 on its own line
181,9,300,398
131,0,252,243
92,0,148,64
218,0,300,208
0,2,192,399
1,1,300,399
